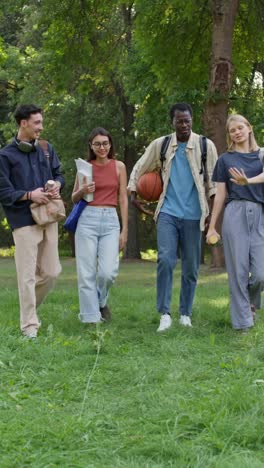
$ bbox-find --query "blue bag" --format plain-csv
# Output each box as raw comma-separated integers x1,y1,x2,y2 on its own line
63,199,87,233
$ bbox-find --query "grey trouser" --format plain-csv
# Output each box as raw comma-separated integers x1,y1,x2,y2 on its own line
222,200,264,329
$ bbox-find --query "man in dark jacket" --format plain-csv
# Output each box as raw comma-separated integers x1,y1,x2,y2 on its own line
0,104,65,338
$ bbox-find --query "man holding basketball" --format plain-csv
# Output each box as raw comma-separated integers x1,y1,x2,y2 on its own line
128,103,218,331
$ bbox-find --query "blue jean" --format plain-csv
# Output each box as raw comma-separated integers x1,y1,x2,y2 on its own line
156,212,201,316
75,206,120,323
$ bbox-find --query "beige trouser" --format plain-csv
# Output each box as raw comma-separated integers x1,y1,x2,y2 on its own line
12,223,61,335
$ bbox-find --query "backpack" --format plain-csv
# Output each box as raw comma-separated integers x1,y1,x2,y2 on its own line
160,134,208,183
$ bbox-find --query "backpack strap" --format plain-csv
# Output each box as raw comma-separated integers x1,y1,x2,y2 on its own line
38,139,50,160
199,135,208,183
160,135,171,169
38,139,53,185
160,134,208,185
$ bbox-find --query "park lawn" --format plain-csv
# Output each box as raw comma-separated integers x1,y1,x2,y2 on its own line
0,257,264,468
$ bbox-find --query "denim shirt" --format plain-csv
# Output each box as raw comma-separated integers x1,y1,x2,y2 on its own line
0,139,65,229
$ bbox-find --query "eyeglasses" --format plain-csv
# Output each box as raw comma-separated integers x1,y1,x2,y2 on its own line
92,141,110,148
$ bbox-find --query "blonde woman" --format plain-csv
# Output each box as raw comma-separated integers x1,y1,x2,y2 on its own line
207,114,264,331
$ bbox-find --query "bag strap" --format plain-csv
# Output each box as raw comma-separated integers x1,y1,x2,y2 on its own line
38,139,50,160
160,135,171,169
159,135,171,185
38,139,54,185
199,135,208,183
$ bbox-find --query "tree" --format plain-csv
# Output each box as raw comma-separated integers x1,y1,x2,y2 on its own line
0,0,143,257
202,0,240,267
1,0,264,258
203,0,240,154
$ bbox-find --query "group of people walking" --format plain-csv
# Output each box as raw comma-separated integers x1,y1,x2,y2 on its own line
0,103,263,338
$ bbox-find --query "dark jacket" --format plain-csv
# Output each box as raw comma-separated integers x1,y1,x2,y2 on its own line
0,139,65,229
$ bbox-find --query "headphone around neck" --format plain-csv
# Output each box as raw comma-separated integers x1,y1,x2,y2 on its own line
15,137,39,153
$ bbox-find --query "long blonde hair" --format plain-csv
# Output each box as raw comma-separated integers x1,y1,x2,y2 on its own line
226,114,259,152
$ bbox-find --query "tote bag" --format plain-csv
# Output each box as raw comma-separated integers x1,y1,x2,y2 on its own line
63,199,87,233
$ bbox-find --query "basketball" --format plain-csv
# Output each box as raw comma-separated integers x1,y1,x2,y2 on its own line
136,172,163,202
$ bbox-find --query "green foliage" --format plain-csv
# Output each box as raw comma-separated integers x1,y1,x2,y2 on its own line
0,246,15,257
1,0,264,253
133,0,212,94
0,209,13,248
227,0,264,143
1,0,264,146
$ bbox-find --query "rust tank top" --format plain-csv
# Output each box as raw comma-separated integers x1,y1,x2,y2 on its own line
89,159,118,206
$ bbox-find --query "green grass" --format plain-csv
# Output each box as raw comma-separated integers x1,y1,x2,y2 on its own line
0,258,264,467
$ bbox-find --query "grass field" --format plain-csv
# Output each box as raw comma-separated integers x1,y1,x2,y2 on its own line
0,257,264,467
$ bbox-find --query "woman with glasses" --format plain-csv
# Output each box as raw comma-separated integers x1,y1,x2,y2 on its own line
72,127,128,324
206,114,264,331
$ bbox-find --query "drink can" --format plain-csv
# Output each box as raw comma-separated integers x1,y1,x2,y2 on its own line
208,234,223,247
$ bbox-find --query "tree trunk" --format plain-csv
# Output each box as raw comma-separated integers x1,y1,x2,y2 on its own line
203,0,240,153
113,4,141,259
203,0,240,267
113,81,140,259
123,133,141,260
119,96,141,259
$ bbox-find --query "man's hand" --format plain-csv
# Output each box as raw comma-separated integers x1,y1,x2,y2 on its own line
46,181,61,199
131,191,154,217
31,188,50,204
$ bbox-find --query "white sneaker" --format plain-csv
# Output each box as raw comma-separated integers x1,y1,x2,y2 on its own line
179,315,192,327
24,330,38,339
157,314,172,332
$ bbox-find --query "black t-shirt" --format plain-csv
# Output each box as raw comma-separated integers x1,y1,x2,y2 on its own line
212,150,264,204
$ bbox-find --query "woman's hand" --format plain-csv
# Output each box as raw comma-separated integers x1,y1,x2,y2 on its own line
229,167,248,185
80,176,95,194
206,228,220,245
119,230,128,251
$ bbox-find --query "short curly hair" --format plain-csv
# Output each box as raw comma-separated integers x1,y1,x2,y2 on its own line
169,103,193,122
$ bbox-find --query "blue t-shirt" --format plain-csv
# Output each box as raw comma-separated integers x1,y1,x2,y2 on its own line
161,142,201,219
212,150,264,204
